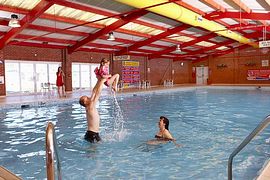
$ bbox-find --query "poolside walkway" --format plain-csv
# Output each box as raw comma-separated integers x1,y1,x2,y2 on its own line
1,83,270,107
0,84,196,107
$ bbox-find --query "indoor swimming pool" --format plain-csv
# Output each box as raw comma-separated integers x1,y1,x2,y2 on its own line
1,88,270,179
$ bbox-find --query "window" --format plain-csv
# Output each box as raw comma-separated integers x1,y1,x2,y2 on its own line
72,63,99,90
5,60,60,94
5,62,20,94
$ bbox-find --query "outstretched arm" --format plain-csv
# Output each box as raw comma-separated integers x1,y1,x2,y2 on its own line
90,78,106,103
171,139,182,147
164,130,182,147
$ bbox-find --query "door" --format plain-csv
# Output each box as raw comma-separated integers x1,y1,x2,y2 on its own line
20,63,35,93
196,66,208,85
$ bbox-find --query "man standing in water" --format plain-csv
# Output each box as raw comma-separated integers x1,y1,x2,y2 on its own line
79,78,106,143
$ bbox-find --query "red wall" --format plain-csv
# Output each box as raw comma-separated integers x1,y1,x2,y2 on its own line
3,45,269,96
193,47,270,84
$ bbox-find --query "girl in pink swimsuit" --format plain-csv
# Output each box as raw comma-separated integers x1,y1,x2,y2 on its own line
94,58,120,92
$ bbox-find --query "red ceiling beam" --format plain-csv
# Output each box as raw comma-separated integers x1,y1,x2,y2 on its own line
148,33,218,59
0,31,6,36
228,24,266,31
115,24,190,55
244,31,270,40
0,0,54,49
67,9,148,54
0,20,8,26
206,11,270,20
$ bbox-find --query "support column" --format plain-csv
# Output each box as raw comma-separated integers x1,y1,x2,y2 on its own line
208,55,213,85
62,49,72,92
145,56,148,81
0,50,6,96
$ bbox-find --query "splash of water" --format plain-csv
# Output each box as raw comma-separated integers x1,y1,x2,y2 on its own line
103,93,128,142
112,93,127,141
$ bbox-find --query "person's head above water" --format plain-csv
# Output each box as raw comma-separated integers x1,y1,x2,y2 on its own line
159,116,169,130
79,96,89,107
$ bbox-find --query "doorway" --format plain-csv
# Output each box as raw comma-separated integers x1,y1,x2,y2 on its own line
196,66,208,85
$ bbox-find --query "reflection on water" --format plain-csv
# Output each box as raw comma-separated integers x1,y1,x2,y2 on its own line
1,89,270,179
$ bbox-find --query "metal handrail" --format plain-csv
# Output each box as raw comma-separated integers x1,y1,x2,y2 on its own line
228,115,270,180
46,122,62,180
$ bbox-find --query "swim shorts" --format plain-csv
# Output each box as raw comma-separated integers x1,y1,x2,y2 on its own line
84,130,101,143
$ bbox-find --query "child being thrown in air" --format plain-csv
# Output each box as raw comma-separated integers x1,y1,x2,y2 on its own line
94,58,120,92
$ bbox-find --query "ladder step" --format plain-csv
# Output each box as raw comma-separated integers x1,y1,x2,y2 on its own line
0,166,22,180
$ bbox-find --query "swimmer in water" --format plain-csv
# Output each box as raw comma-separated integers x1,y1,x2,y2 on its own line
147,116,181,147
79,77,106,143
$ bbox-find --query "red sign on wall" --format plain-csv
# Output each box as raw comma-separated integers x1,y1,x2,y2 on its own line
247,69,270,80
122,61,140,87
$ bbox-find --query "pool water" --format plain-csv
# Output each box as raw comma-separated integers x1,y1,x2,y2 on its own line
1,88,270,179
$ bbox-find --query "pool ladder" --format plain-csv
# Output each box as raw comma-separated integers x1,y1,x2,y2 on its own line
228,114,270,180
46,122,62,180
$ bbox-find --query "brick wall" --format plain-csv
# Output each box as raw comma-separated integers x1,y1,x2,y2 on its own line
111,56,191,86
68,51,110,64
2,44,268,96
4,45,61,62
172,60,192,84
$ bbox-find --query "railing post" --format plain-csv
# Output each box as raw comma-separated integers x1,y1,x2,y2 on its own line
46,122,62,180
228,115,270,180
228,156,233,180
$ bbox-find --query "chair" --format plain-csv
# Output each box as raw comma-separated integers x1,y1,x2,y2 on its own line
41,82,50,95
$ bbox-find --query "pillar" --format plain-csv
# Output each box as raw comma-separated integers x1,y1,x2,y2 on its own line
0,50,6,96
62,49,72,92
